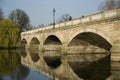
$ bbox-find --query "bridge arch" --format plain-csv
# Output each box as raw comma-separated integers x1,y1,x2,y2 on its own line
43,34,63,45
67,29,112,78
21,38,27,44
68,29,112,51
30,37,40,45
43,34,62,69
29,37,40,62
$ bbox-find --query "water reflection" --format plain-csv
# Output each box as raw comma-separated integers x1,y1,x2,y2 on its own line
111,62,120,80
69,54,111,80
10,64,29,80
0,50,50,80
23,49,113,80
0,50,20,76
29,50,40,62
43,51,62,68
1,49,120,80
0,50,29,80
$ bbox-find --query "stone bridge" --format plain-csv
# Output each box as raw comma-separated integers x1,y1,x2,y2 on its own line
21,8,120,80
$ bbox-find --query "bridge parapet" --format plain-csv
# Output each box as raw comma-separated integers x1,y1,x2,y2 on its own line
21,8,120,35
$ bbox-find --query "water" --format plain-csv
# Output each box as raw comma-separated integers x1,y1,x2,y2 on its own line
0,50,120,80
0,50,50,80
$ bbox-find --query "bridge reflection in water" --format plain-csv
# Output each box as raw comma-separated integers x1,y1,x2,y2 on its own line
21,47,113,80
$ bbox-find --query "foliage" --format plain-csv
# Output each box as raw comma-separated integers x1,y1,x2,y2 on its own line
57,14,72,23
0,20,20,48
98,0,120,11
8,9,30,32
0,8,4,20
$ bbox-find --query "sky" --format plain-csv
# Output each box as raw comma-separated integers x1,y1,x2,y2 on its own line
0,0,105,27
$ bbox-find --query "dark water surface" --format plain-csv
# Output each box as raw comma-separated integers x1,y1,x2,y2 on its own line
0,50,120,80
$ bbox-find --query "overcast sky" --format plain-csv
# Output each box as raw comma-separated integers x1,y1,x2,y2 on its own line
0,0,105,27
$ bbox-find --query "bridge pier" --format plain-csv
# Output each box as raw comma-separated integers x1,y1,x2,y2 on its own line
111,44,120,61
39,45,43,52
111,62,120,79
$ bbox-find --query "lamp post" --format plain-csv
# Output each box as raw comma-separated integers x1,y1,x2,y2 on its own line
53,8,56,29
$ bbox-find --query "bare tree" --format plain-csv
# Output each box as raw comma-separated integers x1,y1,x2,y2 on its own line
8,9,30,32
57,14,72,23
26,24,34,30
98,0,120,11
0,8,4,20
117,0,120,8
38,24,44,28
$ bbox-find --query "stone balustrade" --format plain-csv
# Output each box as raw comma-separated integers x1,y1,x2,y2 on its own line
21,8,120,35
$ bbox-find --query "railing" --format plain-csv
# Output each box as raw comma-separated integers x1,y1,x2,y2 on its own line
21,8,120,35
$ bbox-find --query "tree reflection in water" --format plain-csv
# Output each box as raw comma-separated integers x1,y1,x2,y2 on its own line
0,50,29,80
